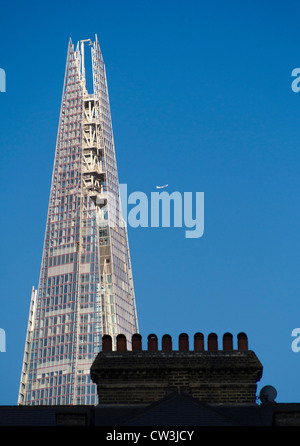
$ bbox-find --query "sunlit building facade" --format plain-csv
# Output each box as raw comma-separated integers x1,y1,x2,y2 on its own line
18,36,138,406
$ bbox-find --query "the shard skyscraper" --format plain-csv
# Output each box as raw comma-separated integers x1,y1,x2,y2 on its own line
18,36,138,406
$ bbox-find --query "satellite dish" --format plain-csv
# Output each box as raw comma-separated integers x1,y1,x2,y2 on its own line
259,385,277,403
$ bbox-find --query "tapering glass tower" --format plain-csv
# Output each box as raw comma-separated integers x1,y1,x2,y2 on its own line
18,36,138,406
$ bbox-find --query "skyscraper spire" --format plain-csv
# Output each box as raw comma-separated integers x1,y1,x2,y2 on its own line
18,36,138,406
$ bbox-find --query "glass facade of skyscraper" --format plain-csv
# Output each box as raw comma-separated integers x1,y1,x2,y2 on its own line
18,36,138,406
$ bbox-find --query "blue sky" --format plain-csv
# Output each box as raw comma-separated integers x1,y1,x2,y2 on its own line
0,0,299,404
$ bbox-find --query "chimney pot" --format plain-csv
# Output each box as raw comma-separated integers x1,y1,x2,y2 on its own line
116,334,127,351
148,334,158,351
237,332,248,350
208,333,218,350
194,332,204,351
162,334,172,351
179,333,189,351
132,333,142,351
223,332,233,350
102,335,112,352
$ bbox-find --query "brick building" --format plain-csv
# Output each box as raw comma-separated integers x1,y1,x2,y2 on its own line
1,331,300,425
88,332,300,426
91,332,262,405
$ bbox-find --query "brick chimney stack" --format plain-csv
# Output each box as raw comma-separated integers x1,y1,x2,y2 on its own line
90,332,262,405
